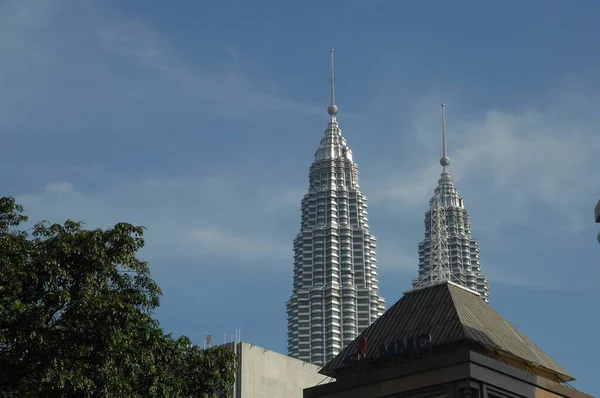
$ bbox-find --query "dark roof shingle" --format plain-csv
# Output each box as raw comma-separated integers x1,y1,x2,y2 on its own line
320,282,573,382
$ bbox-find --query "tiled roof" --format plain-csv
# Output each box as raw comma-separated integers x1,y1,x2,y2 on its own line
320,282,573,382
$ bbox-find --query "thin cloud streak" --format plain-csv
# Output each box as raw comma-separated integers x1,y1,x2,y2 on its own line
2,0,598,292
189,227,289,258
360,88,600,291
94,11,323,119
0,0,322,130
14,177,296,268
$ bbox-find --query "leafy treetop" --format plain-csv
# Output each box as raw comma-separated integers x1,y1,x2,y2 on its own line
0,197,236,397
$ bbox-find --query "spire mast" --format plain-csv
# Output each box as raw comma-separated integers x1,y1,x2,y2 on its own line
327,49,339,118
440,103,451,172
330,49,335,108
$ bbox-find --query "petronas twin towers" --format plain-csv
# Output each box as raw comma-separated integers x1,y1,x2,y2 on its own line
286,50,489,365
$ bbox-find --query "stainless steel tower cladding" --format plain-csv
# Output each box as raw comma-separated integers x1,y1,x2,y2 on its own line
286,50,386,366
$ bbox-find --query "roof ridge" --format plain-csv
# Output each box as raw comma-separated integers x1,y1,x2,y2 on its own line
404,280,479,296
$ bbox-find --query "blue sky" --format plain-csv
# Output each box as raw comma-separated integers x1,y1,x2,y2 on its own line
2,0,599,393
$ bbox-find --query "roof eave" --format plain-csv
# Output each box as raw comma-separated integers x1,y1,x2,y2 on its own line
482,344,575,383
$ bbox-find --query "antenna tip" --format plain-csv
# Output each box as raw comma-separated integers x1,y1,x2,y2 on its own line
328,48,337,115
330,48,334,52
441,103,445,107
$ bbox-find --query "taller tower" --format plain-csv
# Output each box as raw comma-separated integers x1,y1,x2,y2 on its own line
286,50,386,366
413,104,490,302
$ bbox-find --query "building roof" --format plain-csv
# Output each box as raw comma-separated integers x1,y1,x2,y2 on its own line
320,281,574,382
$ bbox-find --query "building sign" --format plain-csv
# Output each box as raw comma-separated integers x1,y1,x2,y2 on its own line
380,333,432,359
343,333,433,371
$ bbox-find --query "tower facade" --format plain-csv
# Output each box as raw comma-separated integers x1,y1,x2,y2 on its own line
413,104,490,302
286,50,386,366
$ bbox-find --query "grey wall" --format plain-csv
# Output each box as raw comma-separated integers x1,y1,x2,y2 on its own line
229,342,335,398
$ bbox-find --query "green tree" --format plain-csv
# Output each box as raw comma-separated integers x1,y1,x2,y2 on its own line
0,197,237,397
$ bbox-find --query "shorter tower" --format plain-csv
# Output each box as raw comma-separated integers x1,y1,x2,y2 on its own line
412,104,490,302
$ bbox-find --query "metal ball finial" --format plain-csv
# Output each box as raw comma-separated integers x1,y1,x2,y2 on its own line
328,104,339,116
440,156,451,167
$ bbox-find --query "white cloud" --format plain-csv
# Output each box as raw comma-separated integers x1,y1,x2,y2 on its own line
482,264,595,292
359,87,600,290
225,45,241,65
15,176,297,269
189,227,289,258
370,162,441,207
45,182,75,195
259,187,306,213
375,243,416,273
369,94,600,233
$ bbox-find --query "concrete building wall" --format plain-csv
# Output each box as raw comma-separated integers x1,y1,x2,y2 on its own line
224,342,334,398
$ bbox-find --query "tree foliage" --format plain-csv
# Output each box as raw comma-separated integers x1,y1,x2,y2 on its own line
0,197,237,397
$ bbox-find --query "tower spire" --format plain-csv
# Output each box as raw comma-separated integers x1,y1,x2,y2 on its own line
327,49,339,117
440,103,451,172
